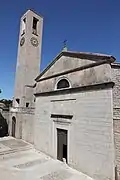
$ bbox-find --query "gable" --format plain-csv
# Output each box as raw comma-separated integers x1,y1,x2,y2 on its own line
37,56,97,81
35,51,115,81
43,56,96,79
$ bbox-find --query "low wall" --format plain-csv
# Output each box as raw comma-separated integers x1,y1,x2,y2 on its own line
9,107,35,144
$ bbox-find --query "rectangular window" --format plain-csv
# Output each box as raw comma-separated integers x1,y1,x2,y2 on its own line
32,17,38,35
26,102,29,108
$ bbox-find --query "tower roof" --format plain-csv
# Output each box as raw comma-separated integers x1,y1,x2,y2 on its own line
22,9,43,18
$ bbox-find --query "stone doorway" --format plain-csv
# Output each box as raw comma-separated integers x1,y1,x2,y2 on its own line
12,116,16,137
57,128,67,163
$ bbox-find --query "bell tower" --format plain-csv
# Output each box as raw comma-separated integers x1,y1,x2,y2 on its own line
13,10,43,107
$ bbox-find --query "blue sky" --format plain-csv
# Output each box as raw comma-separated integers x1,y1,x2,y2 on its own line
0,0,120,99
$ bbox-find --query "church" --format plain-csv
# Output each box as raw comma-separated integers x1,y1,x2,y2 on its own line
6,9,120,180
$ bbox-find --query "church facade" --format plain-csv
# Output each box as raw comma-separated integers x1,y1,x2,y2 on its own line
7,10,120,180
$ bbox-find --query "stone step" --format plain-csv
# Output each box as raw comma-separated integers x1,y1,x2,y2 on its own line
0,148,50,168
0,149,34,161
0,145,33,156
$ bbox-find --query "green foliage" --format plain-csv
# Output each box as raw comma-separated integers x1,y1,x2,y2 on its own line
0,99,12,108
0,112,8,137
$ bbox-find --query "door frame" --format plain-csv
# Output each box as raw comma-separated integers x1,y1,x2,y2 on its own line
57,128,68,162
53,122,70,164
12,116,16,137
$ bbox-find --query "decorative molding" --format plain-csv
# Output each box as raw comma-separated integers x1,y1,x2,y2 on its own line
35,82,114,97
10,107,35,114
51,114,73,119
51,98,76,102
53,119,71,125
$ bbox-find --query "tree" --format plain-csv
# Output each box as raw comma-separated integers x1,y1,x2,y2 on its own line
0,113,8,137
0,99,12,108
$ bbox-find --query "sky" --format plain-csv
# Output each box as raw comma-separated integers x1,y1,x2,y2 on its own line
0,0,120,99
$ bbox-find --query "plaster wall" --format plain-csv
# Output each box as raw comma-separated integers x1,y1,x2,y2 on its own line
13,10,43,107
21,113,34,144
34,88,114,180
41,55,95,79
25,86,35,107
9,109,34,144
36,63,111,94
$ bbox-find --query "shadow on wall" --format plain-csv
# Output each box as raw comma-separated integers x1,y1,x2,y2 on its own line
0,113,8,137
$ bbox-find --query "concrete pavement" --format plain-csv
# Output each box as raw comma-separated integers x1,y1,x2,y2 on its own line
0,137,94,180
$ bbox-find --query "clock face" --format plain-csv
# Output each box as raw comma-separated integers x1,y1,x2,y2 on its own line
20,37,25,46
30,37,39,47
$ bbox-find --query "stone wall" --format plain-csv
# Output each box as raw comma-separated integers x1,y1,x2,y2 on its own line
114,118,120,178
112,65,120,179
112,65,120,107
34,88,114,180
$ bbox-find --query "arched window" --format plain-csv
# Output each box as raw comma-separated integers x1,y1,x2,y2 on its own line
57,79,70,89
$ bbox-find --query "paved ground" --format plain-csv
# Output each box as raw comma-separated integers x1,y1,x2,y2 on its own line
0,137,93,180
